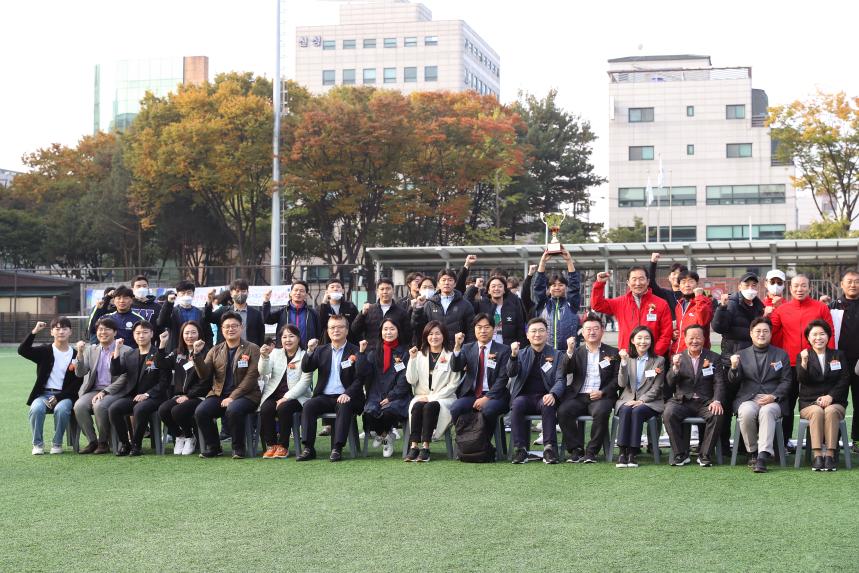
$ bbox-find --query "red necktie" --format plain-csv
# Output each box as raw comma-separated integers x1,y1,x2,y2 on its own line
476,345,485,398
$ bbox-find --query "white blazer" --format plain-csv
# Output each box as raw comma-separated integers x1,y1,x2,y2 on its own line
258,348,313,409
405,349,460,439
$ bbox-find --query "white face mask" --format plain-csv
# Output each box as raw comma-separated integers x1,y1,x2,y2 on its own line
177,295,194,308
740,289,758,301
420,288,435,299
134,287,149,299
328,291,343,302
767,283,784,296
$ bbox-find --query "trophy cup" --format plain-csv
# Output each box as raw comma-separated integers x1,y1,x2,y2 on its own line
540,211,567,254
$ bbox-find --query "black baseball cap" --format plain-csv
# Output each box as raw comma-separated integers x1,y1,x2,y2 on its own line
739,272,759,283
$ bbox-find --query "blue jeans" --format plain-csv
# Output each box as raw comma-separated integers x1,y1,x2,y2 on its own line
29,393,73,447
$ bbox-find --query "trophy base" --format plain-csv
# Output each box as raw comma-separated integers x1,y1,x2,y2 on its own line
546,242,564,254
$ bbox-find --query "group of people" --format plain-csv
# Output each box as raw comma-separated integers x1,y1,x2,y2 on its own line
19,252,859,473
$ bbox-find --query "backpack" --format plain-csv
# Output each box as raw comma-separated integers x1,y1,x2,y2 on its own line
455,412,495,463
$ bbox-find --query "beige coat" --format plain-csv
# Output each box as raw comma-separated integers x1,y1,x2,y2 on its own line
405,349,460,439
616,354,666,414
258,348,313,408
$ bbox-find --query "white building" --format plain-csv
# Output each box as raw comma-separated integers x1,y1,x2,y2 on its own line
293,0,499,97
607,54,797,243
0,168,20,188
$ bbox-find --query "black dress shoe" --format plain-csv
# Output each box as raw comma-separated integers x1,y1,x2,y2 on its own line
231,450,246,459
116,443,131,457
129,445,143,457
296,447,316,461
404,447,420,462
199,448,223,458
417,448,431,462
747,452,758,467
824,455,837,472
329,448,343,462
812,456,824,471
79,442,98,455
93,442,111,455
697,456,712,467
754,454,768,473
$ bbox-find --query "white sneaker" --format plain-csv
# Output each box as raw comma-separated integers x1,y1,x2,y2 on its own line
182,437,197,455
390,427,401,440
174,437,186,455
49,445,63,454
32,445,44,455
533,432,544,446
382,434,394,458
372,435,383,449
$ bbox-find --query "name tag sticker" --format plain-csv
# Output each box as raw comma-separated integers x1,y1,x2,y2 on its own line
646,313,657,322
340,360,353,369
183,361,194,371
237,360,249,368
487,360,497,369
773,361,782,371
394,362,406,372
830,361,842,371
599,359,611,369
644,369,657,378
436,363,449,373
541,362,553,373
702,366,714,376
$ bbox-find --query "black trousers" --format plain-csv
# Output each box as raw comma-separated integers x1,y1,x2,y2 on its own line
782,367,799,445
158,396,202,438
663,399,724,458
363,410,402,436
108,397,162,447
849,361,859,440
409,401,441,443
259,397,303,447
557,394,614,455
194,395,257,453
301,394,363,450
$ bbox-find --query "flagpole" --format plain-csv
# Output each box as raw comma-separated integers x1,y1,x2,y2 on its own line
668,169,673,242
656,155,664,243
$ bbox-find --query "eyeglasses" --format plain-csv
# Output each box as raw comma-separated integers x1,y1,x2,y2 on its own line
222,324,241,331
328,325,347,331
528,328,547,334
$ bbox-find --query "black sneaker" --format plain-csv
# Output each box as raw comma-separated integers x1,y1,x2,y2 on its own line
812,455,824,471
615,453,628,468
231,450,246,459
697,456,712,467
754,454,768,473
785,442,796,454
295,447,316,461
404,447,420,462
672,453,691,466
512,448,528,464
199,447,223,458
116,443,131,457
824,455,837,472
543,446,559,465
219,430,231,442
566,450,585,463
329,448,342,462
129,445,143,457
417,448,431,462
852,442,859,455
626,454,639,468
582,453,597,464
747,452,758,467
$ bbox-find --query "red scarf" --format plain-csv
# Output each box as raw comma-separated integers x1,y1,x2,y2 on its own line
383,339,399,372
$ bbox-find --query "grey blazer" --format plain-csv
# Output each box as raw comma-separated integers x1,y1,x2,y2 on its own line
75,343,133,396
728,345,793,416
616,354,666,414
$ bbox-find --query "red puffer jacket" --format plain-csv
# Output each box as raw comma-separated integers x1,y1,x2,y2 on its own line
591,282,673,356
770,297,834,366
673,294,714,353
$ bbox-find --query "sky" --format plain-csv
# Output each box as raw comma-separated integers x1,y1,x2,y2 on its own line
2,0,857,221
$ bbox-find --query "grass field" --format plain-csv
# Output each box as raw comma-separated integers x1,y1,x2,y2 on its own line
2,346,859,572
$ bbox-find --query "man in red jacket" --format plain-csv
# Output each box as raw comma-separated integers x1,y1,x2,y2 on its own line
673,270,714,354
591,266,673,356
771,274,834,450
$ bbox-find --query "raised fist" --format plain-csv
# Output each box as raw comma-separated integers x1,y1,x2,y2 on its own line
596,271,611,283
192,339,206,355
115,338,124,348
408,346,419,358
454,332,465,349
464,254,478,268
693,287,705,297
159,331,170,346
359,340,368,353
307,338,319,353
362,303,371,315
763,306,774,317
32,321,47,334
76,340,87,353
510,342,520,357
264,289,272,303
528,264,537,276
720,293,730,306
730,354,740,370
800,349,809,364
259,344,272,358
650,252,661,263
618,348,629,363
566,336,576,353
672,354,682,368
207,288,216,304
167,292,176,303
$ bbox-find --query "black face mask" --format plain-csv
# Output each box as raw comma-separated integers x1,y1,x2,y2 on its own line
683,292,695,300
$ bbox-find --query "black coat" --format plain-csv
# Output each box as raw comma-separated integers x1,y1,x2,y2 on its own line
155,346,212,398
206,304,265,346
356,346,411,419
830,297,859,363
728,345,793,416
261,301,320,347
450,340,511,399
18,333,82,406
796,348,850,409
466,290,527,347
319,301,360,344
665,348,725,404
351,302,412,352
110,347,169,401
648,259,683,321
411,290,476,345
302,342,364,401
563,343,620,400
711,292,765,360
155,301,212,351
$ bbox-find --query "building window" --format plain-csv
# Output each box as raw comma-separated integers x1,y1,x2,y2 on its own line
706,224,785,241
629,146,654,161
629,107,654,123
618,187,646,207
384,38,397,48
686,105,695,117
425,35,439,46
363,38,376,48
726,104,746,119
424,66,438,82
647,226,697,242
322,70,335,86
687,144,695,156
726,143,753,158
363,68,376,84
342,39,356,50
322,40,336,50
342,69,356,85
619,186,696,207
705,184,786,205
404,67,417,83
404,36,417,47
383,67,396,83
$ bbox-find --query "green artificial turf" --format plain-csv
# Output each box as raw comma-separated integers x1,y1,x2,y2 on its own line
2,346,858,572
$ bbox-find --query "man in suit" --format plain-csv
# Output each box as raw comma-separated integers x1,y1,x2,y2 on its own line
297,315,364,462
262,279,320,348
450,313,511,431
728,317,793,473
507,317,567,464
73,317,133,454
351,277,411,352
557,313,620,463
193,311,262,459
156,280,211,351
664,324,726,467
412,269,476,345
206,279,265,346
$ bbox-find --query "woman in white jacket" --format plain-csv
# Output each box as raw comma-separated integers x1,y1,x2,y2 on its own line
258,324,313,458
405,320,460,462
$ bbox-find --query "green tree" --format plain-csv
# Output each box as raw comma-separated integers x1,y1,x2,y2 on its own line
600,217,646,243
785,216,858,239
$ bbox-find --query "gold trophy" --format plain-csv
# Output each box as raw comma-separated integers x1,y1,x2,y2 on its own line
540,211,566,254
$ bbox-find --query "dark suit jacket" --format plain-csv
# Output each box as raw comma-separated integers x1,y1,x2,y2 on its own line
261,301,320,347
194,340,262,404
319,301,360,344
18,333,82,406
506,346,567,400
796,348,850,409
728,345,793,415
206,304,265,346
302,341,364,401
451,340,511,399
564,343,620,399
666,348,725,404
110,347,168,400
351,302,412,352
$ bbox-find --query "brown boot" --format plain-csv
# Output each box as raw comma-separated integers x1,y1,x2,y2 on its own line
79,441,98,454
93,442,111,455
